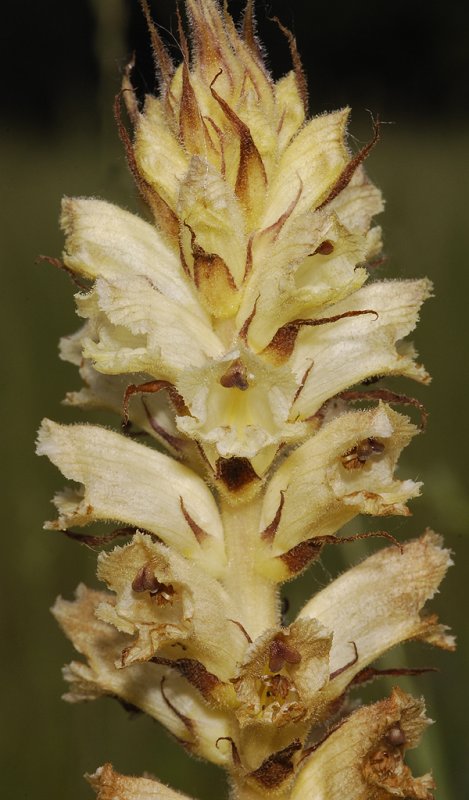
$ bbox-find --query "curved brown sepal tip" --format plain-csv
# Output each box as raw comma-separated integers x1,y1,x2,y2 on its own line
179,497,209,543
271,17,308,114
260,491,285,543
316,116,381,211
216,457,260,492
161,676,196,736
265,309,378,361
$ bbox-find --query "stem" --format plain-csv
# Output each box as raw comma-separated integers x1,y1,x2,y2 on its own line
221,497,279,641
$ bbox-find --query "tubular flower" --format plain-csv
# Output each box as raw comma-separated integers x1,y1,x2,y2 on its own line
38,1,453,799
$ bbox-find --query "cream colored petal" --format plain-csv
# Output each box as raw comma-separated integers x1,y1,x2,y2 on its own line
84,276,223,377
61,197,205,319
299,531,454,695
86,764,191,800
177,156,247,285
258,406,420,574
134,95,190,211
291,278,432,418
261,109,350,228
88,764,195,800
328,163,384,236
274,71,306,154
291,688,434,800
96,533,246,677
238,216,368,352
175,347,306,466
36,420,226,575
53,585,230,767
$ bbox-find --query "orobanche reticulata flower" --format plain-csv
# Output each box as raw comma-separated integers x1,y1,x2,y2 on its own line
37,1,454,798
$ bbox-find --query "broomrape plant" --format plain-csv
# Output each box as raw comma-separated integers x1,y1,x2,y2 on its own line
37,1,454,798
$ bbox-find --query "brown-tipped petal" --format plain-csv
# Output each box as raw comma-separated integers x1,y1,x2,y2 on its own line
96,533,245,677
291,688,435,800
88,762,195,799
258,405,420,567
298,531,454,698
53,585,231,765
37,420,226,575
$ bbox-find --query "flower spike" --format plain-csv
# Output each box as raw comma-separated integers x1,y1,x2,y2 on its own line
38,1,453,798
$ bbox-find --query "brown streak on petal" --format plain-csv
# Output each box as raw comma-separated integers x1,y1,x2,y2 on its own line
238,295,259,342
300,716,349,762
140,0,174,91
338,389,428,430
242,0,264,63
179,497,209,543
61,526,143,549
160,676,196,737
216,736,242,767
204,116,226,177
141,397,185,453
316,116,381,211
271,17,308,113
261,177,303,242
151,656,221,700
210,75,267,215
249,739,302,790
260,491,285,543
350,666,438,688
264,309,378,361
292,360,314,405
227,618,253,644
329,641,359,680
114,92,179,241
215,457,260,493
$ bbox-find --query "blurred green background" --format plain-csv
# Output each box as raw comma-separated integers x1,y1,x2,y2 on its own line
2,1,468,798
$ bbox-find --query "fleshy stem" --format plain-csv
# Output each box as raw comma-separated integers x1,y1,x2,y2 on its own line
222,498,279,641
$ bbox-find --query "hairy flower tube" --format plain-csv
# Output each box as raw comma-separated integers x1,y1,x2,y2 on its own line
37,2,454,798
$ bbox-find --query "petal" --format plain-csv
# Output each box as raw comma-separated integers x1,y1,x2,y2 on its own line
257,405,420,576
175,347,306,468
61,197,205,319
53,586,230,767
274,71,306,154
291,688,435,800
96,533,246,677
133,96,190,211
79,276,223,379
177,156,247,287
238,215,368,352
261,109,350,228
299,531,454,694
37,421,225,575
328,163,384,237
88,764,195,800
291,278,432,418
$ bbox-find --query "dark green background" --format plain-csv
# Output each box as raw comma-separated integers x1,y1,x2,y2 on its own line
2,1,468,798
